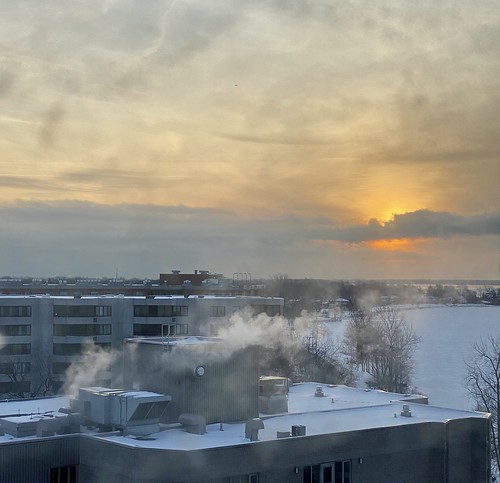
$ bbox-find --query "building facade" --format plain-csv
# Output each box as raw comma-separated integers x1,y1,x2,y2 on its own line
0,383,491,483
0,295,283,397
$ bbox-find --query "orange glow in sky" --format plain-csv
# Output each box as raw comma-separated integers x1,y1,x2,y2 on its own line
366,238,422,252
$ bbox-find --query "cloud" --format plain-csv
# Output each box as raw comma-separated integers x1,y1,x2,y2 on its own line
0,201,497,280
38,103,65,148
315,210,500,243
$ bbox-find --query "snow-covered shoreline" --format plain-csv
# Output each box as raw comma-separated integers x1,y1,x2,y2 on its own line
327,304,500,410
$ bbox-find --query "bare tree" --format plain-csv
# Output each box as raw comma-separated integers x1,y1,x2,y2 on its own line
344,309,377,372
0,356,54,399
30,356,54,397
1,358,31,398
296,317,352,385
344,307,421,393
465,335,500,474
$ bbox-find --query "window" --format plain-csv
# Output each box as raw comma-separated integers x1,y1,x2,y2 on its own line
172,305,188,316
53,305,112,317
229,475,259,483
52,362,72,374
0,325,31,336
53,342,111,356
53,343,82,356
210,306,226,317
133,324,188,336
303,461,351,483
0,381,31,394
0,306,31,317
250,304,281,317
134,323,162,336
95,305,112,317
50,465,78,483
53,324,112,336
0,362,31,374
0,343,31,355
133,305,188,317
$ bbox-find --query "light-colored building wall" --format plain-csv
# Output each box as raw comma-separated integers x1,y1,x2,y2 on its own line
0,295,283,397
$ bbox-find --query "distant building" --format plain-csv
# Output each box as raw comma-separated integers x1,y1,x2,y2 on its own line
159,269,223,287
0,295,283,397
0,270,259,296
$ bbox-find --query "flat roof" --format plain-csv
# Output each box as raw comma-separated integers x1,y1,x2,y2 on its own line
0,295,282,301
0,384,488,449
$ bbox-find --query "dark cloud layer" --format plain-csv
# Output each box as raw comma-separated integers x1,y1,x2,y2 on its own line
0,201,498,279
316,210,500,243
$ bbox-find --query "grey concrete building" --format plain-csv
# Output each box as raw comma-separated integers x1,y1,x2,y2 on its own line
0,295,283,397
0,382,491,483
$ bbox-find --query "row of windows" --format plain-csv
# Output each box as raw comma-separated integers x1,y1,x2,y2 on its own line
133,305,189,317
0,380,31,394
53,324,112,336
303,461,351,483
251,304,281,317
133,323,188,337
53,342,111,356
0,343,31,355
50,465,78,483
0,362,31,374
0,306,31,317
0,325,31,336
53,305,112,317
228,475,258,483
0,304,279,319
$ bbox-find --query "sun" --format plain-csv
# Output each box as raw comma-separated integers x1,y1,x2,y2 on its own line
377,206,412,223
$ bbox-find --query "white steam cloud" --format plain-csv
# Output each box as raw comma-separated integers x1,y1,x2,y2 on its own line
63,341,117,397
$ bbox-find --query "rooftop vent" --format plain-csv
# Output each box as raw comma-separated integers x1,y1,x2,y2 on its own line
245,418,264,441
78,387,170,436
314,386,325,397
291,424,306,437
401,404,412,417
178,413,206,435
277,430,290,438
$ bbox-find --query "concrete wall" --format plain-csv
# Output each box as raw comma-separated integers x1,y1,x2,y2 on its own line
123,342,259,424
78,418,490,483
0,435,79,483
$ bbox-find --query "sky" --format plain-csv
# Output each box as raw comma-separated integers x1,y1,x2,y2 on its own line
0,0,499,280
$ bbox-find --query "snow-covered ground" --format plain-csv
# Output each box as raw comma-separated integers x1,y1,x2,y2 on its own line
327,305,500,410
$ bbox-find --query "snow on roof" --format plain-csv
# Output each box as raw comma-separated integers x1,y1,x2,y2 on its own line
0,396,69,417
0,294,282,301
0,384,487,449
287,383,423,413
102,393,487,450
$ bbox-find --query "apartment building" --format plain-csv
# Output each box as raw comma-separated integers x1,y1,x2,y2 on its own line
0,295,283,397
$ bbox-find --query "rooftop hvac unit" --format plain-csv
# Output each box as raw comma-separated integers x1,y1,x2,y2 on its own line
78,387,171,436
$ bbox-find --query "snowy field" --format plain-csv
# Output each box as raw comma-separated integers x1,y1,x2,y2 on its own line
327,305,500,410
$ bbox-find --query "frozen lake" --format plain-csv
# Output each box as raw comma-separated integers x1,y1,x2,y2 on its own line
328,305,500,410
